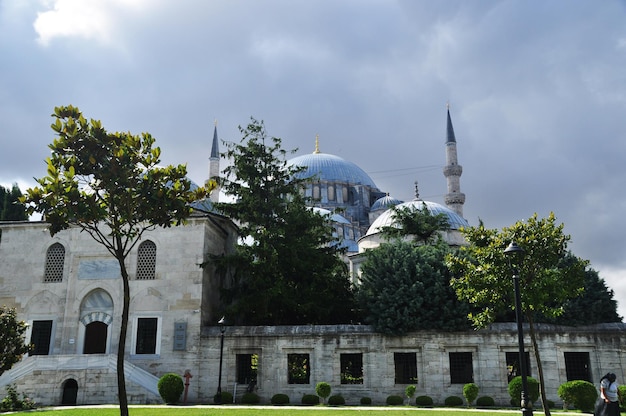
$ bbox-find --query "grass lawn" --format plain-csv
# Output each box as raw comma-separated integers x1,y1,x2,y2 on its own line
13,405,580,416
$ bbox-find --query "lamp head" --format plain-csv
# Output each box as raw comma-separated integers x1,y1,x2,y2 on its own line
504,241,524,256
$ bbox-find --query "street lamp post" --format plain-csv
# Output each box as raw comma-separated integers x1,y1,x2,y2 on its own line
504,241,533,416
216,316,226,404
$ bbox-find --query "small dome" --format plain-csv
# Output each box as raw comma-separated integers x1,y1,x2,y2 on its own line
288,152,378,188
310,207,351,224
371,194,403,211
366,199,469,236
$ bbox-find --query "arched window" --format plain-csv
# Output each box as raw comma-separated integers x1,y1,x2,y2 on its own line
44,243,65,282
136,240,156,280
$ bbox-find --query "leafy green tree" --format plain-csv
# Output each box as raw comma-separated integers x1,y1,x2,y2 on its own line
356,239,470,335
380,203,449,244
448,213,587,416
315,382,331,404
0,306,32,376
0,184,27,221
21,105,210,416
544,264,621,325
214,118,355,325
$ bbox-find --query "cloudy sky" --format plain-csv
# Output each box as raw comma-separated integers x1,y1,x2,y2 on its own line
2,1,626,316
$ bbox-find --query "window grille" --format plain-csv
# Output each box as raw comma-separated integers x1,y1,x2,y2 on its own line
340,353,363,384
288,353,310,384
136,240,156,280
31,320,53,355
135,318,158,354
449,352,473,384
44,243,65,282
236,353,258,385
394,352,418,384
564,352,592,382
506,351,531,382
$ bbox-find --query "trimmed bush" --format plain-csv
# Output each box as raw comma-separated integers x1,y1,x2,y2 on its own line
386,395,404,405
444,395,464,407
476,396,495,407
360,397,372,405
271,393,290,405
415,395,434,406
463,383,479,405
302,394,320,405
241,392,260,404
508,376,540,405
157,373,184,404
405,385,416,402
557,380,597,412
315,382,331,403
328,394,345,406
213,391,233,404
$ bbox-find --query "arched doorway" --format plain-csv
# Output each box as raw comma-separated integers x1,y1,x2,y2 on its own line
61,379,78,405
83,321,107,354
79,289,114,354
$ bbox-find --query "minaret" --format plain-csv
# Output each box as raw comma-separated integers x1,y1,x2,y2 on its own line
443,105,465,217
209,120,220,203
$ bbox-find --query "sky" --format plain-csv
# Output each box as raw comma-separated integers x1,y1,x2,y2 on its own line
1,1,626,317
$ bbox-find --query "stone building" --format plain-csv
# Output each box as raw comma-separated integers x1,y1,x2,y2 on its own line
1,109,624,407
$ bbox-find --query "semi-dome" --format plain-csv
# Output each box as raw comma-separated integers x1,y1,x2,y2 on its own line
371,194,403,211
366,199,469,236
288,152,378,189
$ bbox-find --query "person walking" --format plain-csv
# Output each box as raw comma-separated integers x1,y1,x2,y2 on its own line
597,373,622,416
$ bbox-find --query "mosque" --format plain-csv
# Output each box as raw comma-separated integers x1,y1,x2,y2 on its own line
0,109,624,407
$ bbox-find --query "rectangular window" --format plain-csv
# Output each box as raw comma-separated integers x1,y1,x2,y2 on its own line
135,317,158,354
506,351,531,382
394,352,418,384
340,353,363,384
31,320,53,355
449,352,473,384
288,353,310,384
564,352,592,382
236,353,258,385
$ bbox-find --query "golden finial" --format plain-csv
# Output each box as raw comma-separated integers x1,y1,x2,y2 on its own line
414,181,420,200
314,134,320,154
214,119,218,127
446,101,450,110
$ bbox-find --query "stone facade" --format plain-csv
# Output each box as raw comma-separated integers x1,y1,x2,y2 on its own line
1,217,625,407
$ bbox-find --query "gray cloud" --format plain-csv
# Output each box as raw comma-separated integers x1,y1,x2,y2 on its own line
2,0,626,315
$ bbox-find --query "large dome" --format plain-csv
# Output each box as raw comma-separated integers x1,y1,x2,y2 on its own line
287,152,378,188
366,199,469,236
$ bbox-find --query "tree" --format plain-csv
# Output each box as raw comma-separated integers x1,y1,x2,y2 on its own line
21,105,210,416
213,118,355,325
544,265,621,325
448,213,587,416
380,203,450,244
0,184,28,221
0,306,32,377
356,239,470,335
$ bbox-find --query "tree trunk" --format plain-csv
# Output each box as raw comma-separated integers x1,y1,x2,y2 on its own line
117,256,130,416
527,313,551,416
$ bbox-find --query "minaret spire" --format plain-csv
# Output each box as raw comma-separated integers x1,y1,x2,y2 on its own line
443,105,465,217
209,120,220,203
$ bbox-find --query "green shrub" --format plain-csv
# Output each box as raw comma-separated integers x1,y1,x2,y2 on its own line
386,395,404,405
557,380,597,412
476,396,495,407
301,394,320,405
0,384,35,412
241,392,260,404
405,385,416,401
444,395,464,406
213,391,233,404
157,373,184,404
360,397,372,405
315,382,331,403
463,383,479,405
508,376,540,405
620,386,626,411
271,393,290,405
328,394,345,406
415,395,434,406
